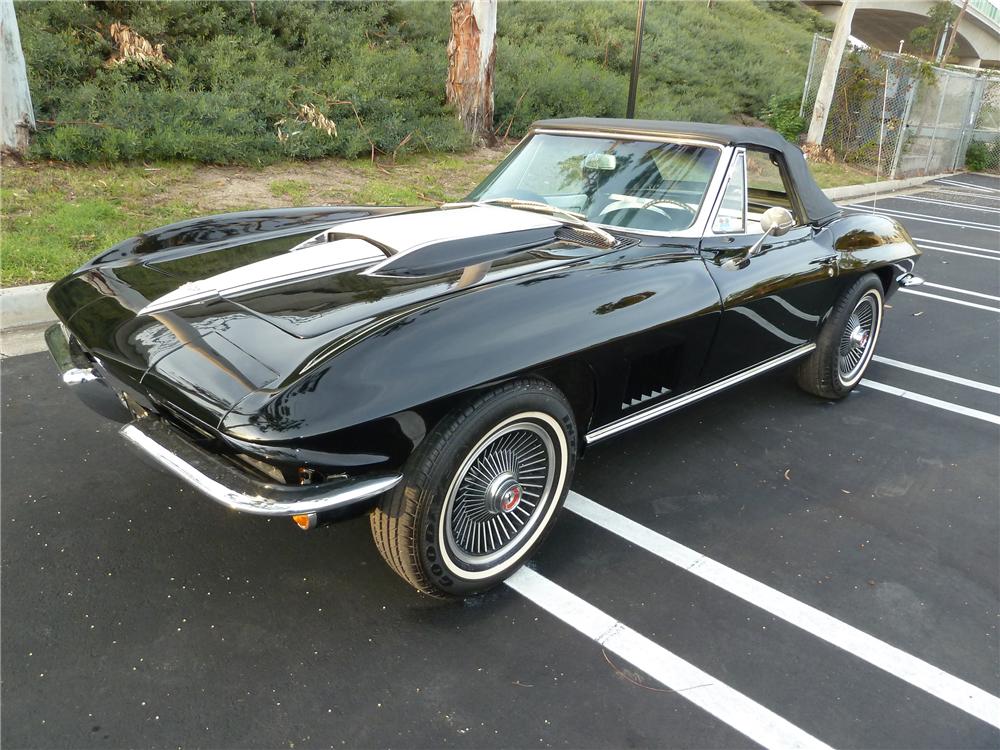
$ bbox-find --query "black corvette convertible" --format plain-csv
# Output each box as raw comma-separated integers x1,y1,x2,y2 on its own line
45,118,922,596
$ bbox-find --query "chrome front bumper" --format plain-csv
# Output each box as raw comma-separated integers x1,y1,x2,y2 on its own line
46,324,402,518
121,418,402,518
44,323,134,423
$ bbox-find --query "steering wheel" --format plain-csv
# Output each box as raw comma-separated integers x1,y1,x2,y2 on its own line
599,197,696,231
639,197,695,216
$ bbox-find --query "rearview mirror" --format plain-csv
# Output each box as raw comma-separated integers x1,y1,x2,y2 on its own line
582,153,616,171
760,206,795,237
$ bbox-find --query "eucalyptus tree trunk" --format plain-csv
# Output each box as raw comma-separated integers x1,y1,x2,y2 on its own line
446,0,496,142
1,0,34,154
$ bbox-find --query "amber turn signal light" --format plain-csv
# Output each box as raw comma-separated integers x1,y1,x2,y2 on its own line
291,513,316,530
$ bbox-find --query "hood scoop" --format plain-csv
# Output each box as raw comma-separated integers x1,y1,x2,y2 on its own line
138,205,562,315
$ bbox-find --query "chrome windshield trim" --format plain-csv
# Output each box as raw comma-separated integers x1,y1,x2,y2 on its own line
510,130,733,240
531,128,724,151
585,344,817,444
121,420,402,516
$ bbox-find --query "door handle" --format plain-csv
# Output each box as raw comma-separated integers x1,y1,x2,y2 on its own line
812,255,838,276
812,255,838,266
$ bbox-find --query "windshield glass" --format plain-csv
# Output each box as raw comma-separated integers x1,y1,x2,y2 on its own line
468,133,720,233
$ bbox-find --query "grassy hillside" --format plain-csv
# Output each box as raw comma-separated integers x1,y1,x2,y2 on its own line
15,0,830,165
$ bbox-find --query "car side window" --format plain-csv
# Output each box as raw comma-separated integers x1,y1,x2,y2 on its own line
712,152,746,234
746,149,802,229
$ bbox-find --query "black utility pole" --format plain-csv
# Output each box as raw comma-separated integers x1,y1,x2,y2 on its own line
626,0,647,119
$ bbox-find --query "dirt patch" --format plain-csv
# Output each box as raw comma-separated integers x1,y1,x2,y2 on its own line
175,147,507,211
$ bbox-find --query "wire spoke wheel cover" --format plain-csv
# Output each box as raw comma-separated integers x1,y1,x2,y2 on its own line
439,412,568,577
837,289,882,387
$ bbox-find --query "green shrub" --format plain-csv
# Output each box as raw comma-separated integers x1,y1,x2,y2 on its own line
16,0,828,164
760,93,807,142
965,139,999,172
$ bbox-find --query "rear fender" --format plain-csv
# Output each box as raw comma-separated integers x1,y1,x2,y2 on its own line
829,214,921,297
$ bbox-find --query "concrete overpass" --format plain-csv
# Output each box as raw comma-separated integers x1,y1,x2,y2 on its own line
804,0,1000,68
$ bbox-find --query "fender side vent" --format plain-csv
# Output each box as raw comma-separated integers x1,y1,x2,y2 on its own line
621,346,679,410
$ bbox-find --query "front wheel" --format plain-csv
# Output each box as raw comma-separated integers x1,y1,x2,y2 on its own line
797,273,884,400
370,378,577,597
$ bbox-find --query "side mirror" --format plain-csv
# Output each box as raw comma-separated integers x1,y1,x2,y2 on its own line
746,206,796,259
760,206,795,237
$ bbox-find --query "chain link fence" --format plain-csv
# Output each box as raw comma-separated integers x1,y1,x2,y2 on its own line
970,77,1000,171
800,35,1000,177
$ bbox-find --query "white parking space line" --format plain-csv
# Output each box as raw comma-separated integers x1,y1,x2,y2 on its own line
921,282,1000,302
844,205,999,231
914,237,1000,255
563,492,1000,730
935,179,1000,194
506,566,834,750
917,245,1000,261
890,195,1000,215
860,379,1000,426
899,288,1000,312
872,356,1000,395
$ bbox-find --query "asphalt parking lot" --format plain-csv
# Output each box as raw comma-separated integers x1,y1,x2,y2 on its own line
2,173,998,749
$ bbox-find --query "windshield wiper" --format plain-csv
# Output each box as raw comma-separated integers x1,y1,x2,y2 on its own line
482,197,588,221
444,197,616,248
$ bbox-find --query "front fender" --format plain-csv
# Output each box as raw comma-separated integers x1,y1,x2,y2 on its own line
221,250,721,455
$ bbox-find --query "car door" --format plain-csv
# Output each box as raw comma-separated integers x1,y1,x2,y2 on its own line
698,148,846,383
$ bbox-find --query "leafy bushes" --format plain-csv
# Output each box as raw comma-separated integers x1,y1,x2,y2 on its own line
965,139,1000,172
16,0,829,164
760,93,807,141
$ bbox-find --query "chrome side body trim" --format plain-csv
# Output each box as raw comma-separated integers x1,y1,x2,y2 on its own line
120,419,402,517
585,343,817,444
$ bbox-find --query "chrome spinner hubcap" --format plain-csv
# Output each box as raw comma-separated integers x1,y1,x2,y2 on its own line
838,292,879,384
445,422,555,566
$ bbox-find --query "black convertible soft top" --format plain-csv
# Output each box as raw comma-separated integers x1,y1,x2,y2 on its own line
531,117,842,225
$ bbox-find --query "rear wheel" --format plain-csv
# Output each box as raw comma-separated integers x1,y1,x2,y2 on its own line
370,378,577,597
797,273,884,399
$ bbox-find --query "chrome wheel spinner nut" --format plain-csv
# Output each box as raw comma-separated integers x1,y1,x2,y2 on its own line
484,472,523,514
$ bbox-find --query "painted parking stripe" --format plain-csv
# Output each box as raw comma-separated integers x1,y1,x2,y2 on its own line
860,379,1000,425
872,356,1000,395
842,207,993,231
844,205,999,231
914,237,1000,255
935,179,1000,194
506,566,833,750
563,492,1000,730
890,195,1000,214
916,245,1000,261
921,281,1000,302
899,288,1000,312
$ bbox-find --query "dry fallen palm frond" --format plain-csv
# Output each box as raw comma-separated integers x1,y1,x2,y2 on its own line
106,22,171,68
298,104,338,138
273,104,338,144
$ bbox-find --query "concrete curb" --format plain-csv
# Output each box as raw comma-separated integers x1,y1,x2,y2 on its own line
1,282,54,330
0,170,968,338
822,171,959,203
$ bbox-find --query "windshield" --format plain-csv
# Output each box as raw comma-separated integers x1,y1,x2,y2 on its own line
468,133,720,234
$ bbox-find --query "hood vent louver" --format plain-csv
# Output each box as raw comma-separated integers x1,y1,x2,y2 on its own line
555,226,619,249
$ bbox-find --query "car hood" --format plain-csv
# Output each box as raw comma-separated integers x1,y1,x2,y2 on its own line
49,204,584,428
